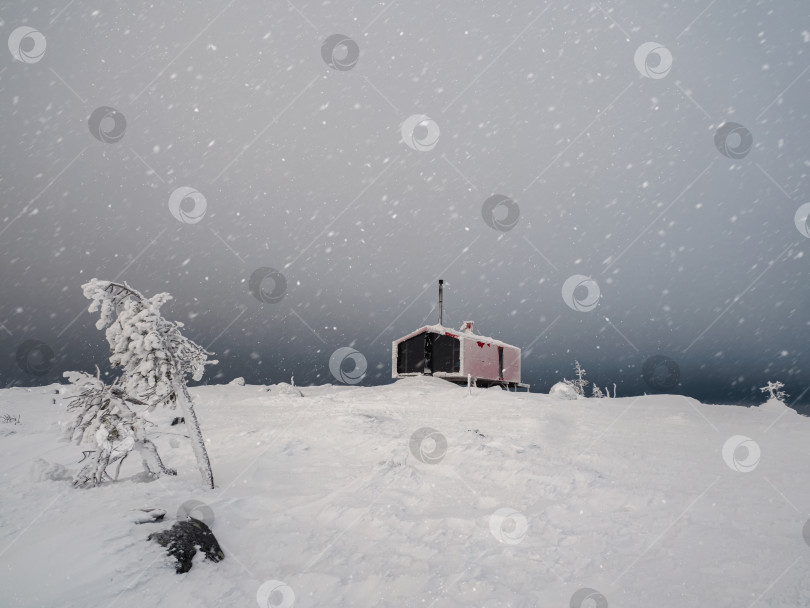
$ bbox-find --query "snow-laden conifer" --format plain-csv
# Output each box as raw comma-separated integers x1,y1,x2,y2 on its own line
82,279,216,488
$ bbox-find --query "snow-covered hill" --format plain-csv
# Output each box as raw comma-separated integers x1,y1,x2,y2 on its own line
1,378,808,607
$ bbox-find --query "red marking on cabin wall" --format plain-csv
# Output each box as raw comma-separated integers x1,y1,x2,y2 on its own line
476,341,487,348
445,332,457,338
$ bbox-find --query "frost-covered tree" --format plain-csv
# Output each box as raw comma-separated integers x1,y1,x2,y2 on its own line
64,370,176,487
570,361,589,397
82,279,217,489
592,385,604,399
760,381,788,403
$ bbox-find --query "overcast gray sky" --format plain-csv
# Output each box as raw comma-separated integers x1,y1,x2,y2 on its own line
2,1,809,408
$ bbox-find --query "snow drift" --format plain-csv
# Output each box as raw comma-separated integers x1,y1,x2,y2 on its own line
0,378,808,607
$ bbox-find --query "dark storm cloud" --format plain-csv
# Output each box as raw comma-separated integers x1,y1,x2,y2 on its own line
1,1,809,411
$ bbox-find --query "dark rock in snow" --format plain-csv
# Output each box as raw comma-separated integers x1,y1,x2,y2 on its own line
148,517,224,573
170,417,185,426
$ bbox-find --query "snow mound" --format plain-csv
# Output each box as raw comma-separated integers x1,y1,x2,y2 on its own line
549,381,578,400
2,383,810,607
30,458,72,482
268,382,304,397
759,398,797,416
392,375,462,391
227,377,245,386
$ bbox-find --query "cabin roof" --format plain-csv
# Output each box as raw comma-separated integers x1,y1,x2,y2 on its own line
393,323,519,350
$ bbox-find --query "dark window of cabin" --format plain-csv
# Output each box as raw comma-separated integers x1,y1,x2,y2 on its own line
397,333,426,373
397,332,459,374
431,333,460,373
498,346,504,379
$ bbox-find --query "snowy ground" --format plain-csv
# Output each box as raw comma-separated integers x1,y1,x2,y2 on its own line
1,377,809,607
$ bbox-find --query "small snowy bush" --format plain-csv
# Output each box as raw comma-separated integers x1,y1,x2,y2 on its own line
549,382,578,400
63,370,176,488
570,361,589,396
760,381,788,404
557,361,590,398
0,412,21,424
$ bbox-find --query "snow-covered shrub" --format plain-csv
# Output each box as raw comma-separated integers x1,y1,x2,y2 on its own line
592,385,605,398
82,279,217,489
0,412,21,424
570,361,589,397
63,370,176,488
549,382,578,400
760,381,788,404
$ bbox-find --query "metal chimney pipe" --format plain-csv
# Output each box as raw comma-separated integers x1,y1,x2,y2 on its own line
438,279,443,326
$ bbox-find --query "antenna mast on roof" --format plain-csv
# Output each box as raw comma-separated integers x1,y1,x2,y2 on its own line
438,279,443,326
